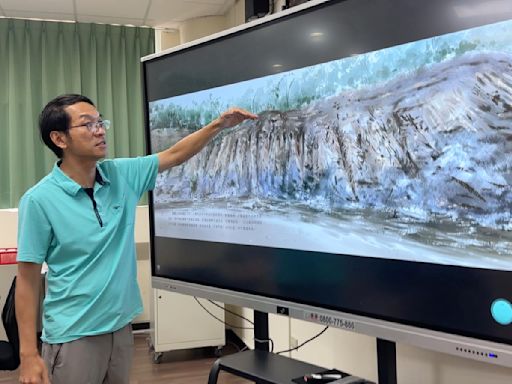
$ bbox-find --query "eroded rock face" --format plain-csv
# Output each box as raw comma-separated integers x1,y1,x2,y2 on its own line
155,52,512,229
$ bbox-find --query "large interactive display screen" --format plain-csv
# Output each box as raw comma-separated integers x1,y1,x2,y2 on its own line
143,0,512,365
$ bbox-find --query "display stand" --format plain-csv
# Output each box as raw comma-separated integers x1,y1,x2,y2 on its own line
207,310,379,384
207,349,331,384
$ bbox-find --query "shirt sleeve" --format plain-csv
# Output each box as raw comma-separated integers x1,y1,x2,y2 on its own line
112,154,159,199
17,194,53,264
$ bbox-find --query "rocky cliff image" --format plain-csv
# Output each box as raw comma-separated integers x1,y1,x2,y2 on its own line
155,52,512,221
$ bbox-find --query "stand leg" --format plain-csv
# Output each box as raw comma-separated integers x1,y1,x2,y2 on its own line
376,339,397,384
254,310,269,352
253,310,269,383
208,359,221,384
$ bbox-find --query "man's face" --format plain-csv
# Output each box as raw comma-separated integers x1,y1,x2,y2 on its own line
60,102,108,161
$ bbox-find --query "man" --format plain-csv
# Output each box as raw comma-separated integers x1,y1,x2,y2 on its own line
15,94,257,384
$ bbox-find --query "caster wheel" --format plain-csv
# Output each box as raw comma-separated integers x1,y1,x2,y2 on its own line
152,352,163,364
214,346,223,357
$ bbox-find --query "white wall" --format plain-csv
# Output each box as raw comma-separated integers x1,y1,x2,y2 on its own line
179,15,227,44
225,0,246,29
155,0,245,51
155,29,180,53
0,209,20,341
0,261,16,341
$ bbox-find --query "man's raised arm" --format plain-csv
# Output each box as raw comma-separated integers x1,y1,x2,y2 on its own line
157,107,257,172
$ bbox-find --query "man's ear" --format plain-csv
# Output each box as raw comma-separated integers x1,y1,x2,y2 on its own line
49,131,69,150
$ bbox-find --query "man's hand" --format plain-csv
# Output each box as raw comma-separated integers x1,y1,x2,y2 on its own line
19,353,50,384
158,107,258,171
215,108,258,129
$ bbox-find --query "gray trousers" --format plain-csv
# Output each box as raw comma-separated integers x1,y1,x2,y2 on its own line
42,324,133,384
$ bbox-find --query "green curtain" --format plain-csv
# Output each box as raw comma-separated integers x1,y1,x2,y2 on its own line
0,19,155,208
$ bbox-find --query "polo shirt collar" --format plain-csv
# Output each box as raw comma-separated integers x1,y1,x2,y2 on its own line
96,164,110,185
51,160,111,196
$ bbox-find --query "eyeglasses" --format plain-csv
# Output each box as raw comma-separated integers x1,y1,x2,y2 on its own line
69,119,111,133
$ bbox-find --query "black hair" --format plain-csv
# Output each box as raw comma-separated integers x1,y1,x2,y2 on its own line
39,94,95,158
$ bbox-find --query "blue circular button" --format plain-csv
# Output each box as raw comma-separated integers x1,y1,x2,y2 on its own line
491,299,512,325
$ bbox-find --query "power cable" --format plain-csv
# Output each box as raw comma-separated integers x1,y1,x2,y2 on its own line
276,326,329,354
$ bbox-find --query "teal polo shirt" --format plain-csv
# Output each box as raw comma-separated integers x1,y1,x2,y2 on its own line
17,155,159,344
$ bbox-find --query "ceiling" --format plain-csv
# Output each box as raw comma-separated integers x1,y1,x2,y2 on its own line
0,0,236,29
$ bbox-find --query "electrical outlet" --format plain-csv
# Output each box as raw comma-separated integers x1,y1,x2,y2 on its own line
290,336,299,349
